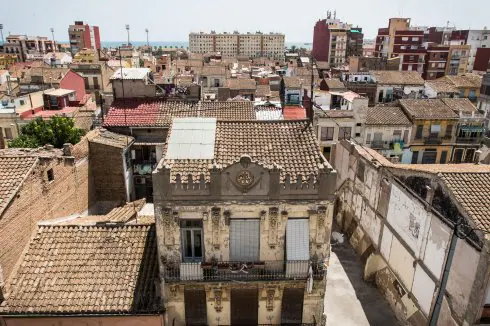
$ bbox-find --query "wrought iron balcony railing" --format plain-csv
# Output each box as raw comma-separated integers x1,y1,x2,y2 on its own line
456,137,481,144
424,137,443,145
163,260,325,282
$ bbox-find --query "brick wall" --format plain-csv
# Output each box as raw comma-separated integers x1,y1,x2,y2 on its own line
0,155,91,280
89,141,127,211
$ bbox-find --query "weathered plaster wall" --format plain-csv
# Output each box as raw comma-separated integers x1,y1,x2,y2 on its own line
156,201,333,266
333,141,487,326
164,281,325,326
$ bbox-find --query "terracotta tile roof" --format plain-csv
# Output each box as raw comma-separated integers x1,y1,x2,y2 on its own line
283,106,306,119
104,100,256,128
0,224,159,315
366,106,412,125
400,99,459,120
372,71,424,85
392,163,490,174
201,65,226,76
56,200,147,225
444,74,482,88
103,99,165,127
199,101,255,120
441,98,478,114
8,61,43,79
425,79,459,93
89,129,134,148
21,67,70,84
0,156,38,215
283,76,302,88
324,78,346,90
23,107,78,120
256,85,271,97
439,172,490,232
227,78,257,90
164,120,324,182
317,110,355,118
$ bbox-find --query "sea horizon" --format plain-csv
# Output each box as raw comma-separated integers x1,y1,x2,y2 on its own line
57,40,313,50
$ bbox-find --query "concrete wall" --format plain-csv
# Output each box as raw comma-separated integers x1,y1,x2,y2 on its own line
60,70,87,102
2,315,163,326
333,141,487,326
112,79,156,98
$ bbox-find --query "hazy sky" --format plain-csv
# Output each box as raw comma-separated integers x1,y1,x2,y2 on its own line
3,0,490,42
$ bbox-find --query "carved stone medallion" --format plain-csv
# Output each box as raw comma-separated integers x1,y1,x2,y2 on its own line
236,170,254,186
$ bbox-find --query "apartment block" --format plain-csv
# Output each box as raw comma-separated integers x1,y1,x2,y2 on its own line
189,31,284,59
312,12,361,67
3,35,56,62
68,21,101,55
450,29,490,72
424,45,449,80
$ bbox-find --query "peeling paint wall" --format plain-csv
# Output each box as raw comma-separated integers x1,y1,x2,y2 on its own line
333,141,488,326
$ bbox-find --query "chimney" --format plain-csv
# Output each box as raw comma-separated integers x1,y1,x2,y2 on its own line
0,127,5,150
425,185,435,210
63,143,72,156
475,149,482,164
0,265,4,302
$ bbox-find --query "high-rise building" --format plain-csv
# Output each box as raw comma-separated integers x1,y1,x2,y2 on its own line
68,21,101,54
189,31,284,59
312,12,362,67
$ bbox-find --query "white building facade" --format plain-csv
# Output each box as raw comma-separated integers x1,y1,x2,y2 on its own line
189,32,285,59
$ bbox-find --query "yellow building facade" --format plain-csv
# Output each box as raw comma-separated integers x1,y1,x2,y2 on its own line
0,54,20,69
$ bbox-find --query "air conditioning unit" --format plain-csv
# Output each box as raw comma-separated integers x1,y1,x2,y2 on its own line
135,177,146,185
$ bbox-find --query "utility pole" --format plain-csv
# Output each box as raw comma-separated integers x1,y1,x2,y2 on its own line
125,24,130,46
50,28,54,42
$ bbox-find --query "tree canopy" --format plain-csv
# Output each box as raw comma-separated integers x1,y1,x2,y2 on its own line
9,117,85,149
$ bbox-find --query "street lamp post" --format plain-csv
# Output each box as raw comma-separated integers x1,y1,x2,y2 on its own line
145,28,151,56
125,24,130,46
50,28,54,42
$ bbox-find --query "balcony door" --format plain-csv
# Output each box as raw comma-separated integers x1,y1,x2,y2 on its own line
230,220,260,262
286,219,310,277
184,288,207,326
231,288,259,325
281,287,305,324
181,220,203,262
421,150,437,164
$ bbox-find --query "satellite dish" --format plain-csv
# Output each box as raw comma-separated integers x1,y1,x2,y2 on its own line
404,88,412,95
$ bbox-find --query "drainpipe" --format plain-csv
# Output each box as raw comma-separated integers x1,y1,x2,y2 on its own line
429,222,459,326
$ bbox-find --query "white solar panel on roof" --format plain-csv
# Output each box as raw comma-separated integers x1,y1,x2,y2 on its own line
165,118,217,159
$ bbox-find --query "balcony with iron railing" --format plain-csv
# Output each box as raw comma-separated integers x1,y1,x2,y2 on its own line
424,136,443,145
371,139,405,150
163,260,325,283
456,137,482,144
